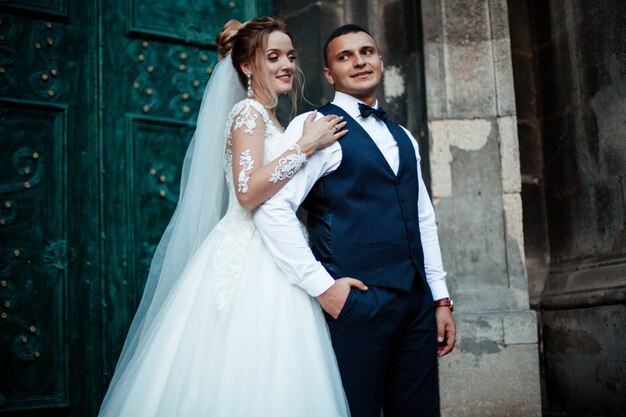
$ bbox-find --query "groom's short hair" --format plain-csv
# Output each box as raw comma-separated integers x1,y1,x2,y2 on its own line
323,24,375,67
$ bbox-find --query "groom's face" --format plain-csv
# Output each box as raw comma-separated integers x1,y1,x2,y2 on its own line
323,31,383,105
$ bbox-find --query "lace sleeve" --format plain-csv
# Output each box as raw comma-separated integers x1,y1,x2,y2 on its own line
228,100,267,197
225,99,309,211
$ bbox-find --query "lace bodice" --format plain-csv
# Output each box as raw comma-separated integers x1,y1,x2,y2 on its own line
211,99,284,316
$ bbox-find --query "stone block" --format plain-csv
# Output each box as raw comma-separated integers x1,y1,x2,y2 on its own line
439,193,508,291
503,310,538,344
498,116,521,194
443,0,490,42
420,0,445,43
422,40,447,119
503,193,529,296
451,286,528,313
487,0,510,41
428,118,501,198
452,311,537,344
493,38,516,116
439,314,541,417
455,312,504,341
423,0,519,119
449,125,503,196
431,195,458,287
445,42,497,117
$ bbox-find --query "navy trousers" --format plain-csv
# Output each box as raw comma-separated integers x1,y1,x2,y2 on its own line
324,277,437,417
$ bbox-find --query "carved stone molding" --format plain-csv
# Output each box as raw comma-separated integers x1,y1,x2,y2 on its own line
541,255,626,310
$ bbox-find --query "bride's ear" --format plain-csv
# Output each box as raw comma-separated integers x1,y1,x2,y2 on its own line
240,62,252,76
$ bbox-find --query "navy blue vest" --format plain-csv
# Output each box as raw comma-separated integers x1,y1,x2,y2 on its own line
302,103,426,291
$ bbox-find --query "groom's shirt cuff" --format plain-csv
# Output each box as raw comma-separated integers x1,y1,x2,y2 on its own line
299,267,336,297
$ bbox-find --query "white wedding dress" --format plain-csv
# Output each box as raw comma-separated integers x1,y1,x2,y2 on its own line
99,99,350,417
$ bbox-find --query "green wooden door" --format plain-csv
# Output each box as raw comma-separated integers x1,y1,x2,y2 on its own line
0,1,268,416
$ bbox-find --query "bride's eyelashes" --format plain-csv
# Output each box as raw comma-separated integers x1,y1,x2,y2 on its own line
266,52,297,63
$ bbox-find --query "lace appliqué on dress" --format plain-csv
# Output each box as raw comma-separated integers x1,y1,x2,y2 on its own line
238,149,254,193
211,220,256,318
233,104,258,135
269,144,307,183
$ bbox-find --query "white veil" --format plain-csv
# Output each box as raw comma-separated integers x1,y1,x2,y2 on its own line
100,55,245,409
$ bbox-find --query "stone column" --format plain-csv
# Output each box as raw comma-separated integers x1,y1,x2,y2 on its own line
420,1,542,415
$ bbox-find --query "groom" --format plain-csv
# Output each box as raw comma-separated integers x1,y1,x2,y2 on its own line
254,24,455,417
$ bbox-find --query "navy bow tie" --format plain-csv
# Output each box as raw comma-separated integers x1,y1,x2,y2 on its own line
358,103,388,122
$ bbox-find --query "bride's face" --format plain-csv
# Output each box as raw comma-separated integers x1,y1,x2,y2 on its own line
263,31,296,95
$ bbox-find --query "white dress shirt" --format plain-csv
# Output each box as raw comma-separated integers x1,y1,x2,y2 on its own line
253,92,449,300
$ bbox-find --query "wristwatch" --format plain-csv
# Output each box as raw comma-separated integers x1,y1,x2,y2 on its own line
434,297,454,312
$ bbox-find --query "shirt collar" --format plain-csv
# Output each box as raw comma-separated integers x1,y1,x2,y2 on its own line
331,92,379,120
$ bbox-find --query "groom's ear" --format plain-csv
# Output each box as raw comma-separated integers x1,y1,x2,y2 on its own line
323,67,334,86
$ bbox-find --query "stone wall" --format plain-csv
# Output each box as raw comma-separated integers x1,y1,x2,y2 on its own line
508,0,626,416
274,1,542,416
421,1,541,415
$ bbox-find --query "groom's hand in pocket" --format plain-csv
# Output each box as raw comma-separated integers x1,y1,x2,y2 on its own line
316,278,368,319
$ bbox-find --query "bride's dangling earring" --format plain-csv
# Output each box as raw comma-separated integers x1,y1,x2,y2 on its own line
247,73,253,98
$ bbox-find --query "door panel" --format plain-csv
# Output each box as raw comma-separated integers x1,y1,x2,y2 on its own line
0,99,69,411
0,0,269,415
0,3,87,414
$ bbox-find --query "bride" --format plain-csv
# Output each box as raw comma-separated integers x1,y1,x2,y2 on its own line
98,17,352,417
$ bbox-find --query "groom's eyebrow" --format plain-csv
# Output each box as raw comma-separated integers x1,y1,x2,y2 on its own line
334,44,376,58
334,49,352,58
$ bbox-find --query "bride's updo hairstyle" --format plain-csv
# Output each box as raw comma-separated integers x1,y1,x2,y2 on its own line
216,17,304,111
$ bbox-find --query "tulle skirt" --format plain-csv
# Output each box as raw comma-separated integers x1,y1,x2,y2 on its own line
98,221,350,417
